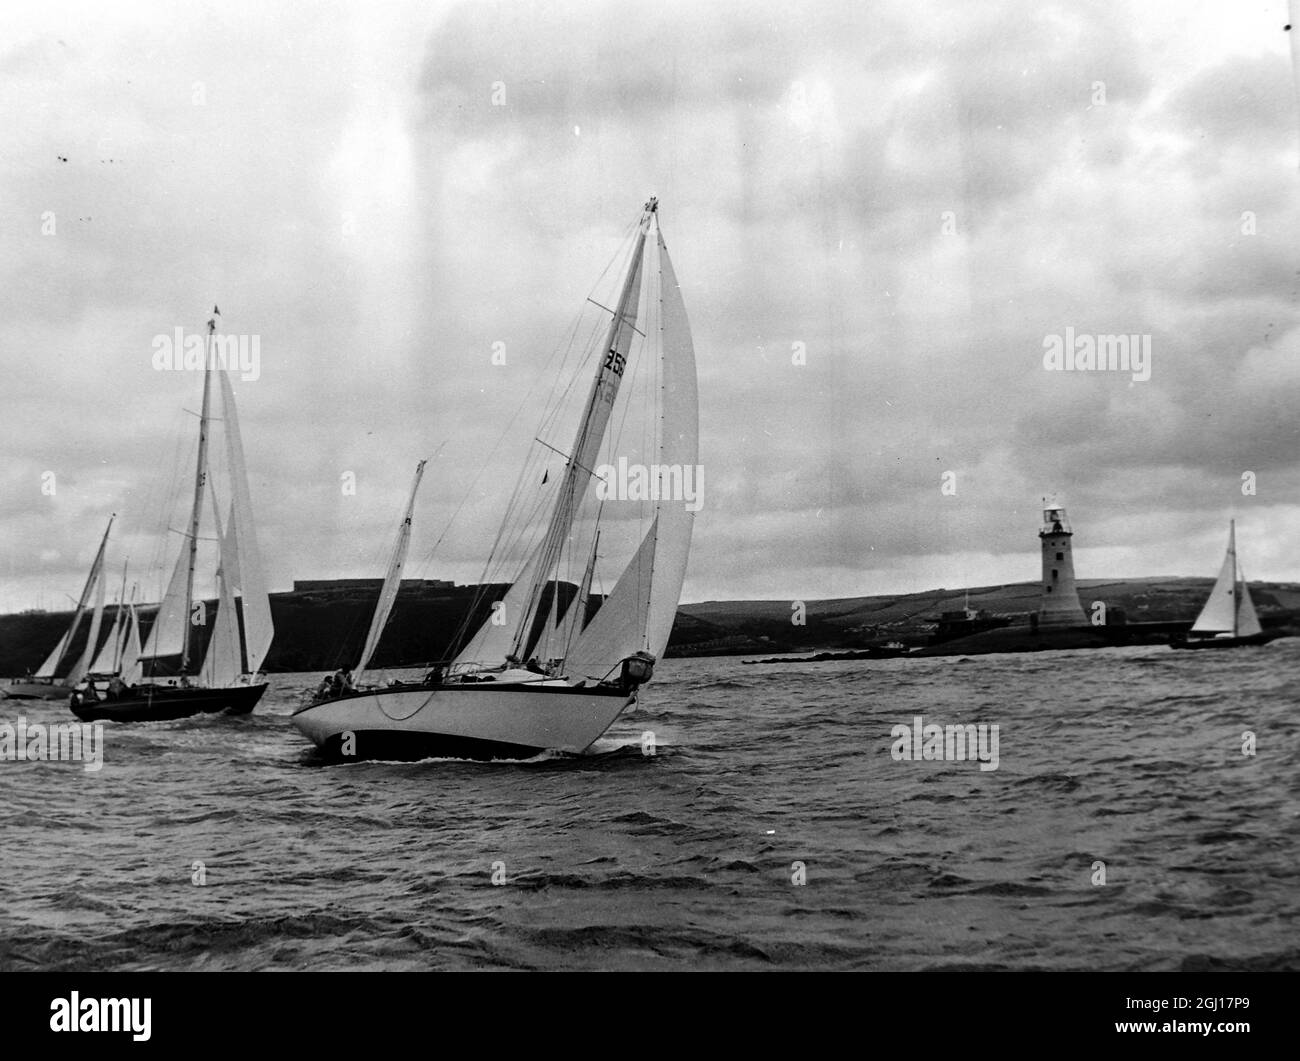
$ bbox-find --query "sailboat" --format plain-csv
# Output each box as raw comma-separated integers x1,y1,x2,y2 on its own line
4,516,114,700
71,310,275,721
292,197,698,761
1171,520,1273,649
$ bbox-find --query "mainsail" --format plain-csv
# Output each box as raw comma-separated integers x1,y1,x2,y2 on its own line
354,459,427,686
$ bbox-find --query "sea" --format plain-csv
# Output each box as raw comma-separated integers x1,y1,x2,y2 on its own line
2,642,1298,972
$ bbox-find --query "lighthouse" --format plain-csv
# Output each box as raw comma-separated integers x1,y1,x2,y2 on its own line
1038,496,1087,627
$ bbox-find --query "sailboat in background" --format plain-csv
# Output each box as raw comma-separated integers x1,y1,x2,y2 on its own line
71,309,275,721
1171,520,1274,649
4,516,115,700
293,197,699,761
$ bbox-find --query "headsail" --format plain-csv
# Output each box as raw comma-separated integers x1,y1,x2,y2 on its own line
1236,566,1263,637
354,460,427,686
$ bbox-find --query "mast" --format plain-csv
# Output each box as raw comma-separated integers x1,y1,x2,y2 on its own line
181,311,217,673
508,199,657,661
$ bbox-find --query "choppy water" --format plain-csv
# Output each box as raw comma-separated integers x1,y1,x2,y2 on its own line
2,643,1298,971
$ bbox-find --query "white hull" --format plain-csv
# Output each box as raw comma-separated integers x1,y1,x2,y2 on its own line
291,682,635,761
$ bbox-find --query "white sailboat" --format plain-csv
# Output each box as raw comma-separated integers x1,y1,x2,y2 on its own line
292,197,699,760
71,309,275,720
5,515,114,700
1172,520,1272,649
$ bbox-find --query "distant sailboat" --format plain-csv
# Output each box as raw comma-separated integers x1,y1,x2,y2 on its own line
71,310,275,720
293,197,698,760
1171,520,1273,649
4,516,114,700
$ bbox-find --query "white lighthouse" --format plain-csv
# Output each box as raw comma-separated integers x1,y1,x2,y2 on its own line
1038,496,1087,628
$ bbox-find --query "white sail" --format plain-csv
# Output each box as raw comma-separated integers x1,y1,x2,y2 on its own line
89,561,130,675
34,515,114,678
1192,521,1243,634
200,490,244,687
34,625,73,679
89,606,122,675
355,460,427,686
217,369,274,675
565,228,699,677
565,520,658,680
1237,581,1262,637
120,602,144,686
66,551,108,685
141,543,191,661
642,229,699,658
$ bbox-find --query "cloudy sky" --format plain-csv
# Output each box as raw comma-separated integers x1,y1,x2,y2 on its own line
2,0,1299,614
